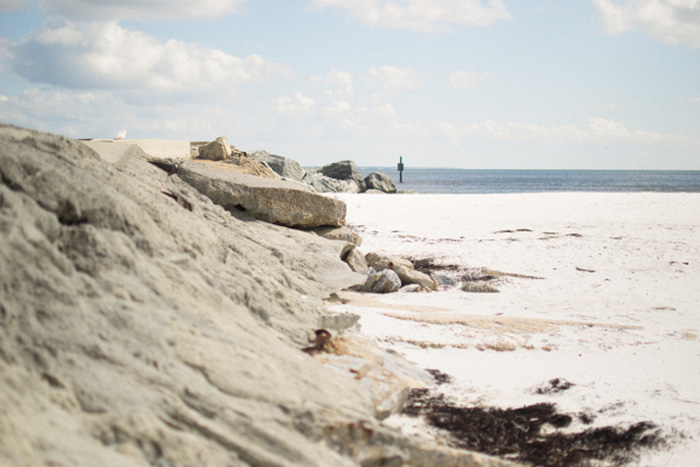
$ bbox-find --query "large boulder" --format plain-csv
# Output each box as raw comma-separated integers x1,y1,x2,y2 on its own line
0,124,364,465
170,161,347,228
302,169,362,193
2,126,521,467
0,124,520,467
250,149,305,182
365,172,397,194
320,160,366,192
196,136,231,161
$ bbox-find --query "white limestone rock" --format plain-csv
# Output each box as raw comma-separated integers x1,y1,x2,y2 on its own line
197,136,231,161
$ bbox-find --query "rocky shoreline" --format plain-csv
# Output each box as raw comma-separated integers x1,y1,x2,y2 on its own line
86,134,443,296
0,125,514,466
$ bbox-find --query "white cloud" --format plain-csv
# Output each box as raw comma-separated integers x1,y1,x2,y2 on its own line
448,70,488,88
0,0,32,12
0,87,123,136
311,0,511,32
0,38,12,73
594,0,700,48
271,84,408,142
691,96,700,102
5,0,249,21
437,117,697,147
589,103,622,111
0,87,241,139
373,102,398,118
275,92,317,116
368,65,422,91
311,69,355,100
7,20,287,92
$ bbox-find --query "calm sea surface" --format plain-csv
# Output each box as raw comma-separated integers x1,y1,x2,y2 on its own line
356,168,700,194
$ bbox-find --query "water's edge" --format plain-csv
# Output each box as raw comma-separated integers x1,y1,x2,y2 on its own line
356,168,700,194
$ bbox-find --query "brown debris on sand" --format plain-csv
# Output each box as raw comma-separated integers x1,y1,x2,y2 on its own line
402,389,665,467
302,329,332,354
404,256,543,294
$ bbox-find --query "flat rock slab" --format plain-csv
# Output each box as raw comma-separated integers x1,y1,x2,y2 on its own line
0,124,519,467
81,140,147,169
176,161,347,228
85,139,191,160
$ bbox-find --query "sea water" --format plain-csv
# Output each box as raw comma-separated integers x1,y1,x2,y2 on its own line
356,168,700,194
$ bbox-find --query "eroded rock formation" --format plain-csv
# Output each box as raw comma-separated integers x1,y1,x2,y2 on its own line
0,124,515,467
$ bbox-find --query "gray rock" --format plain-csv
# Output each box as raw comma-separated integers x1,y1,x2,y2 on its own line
365,252,413,272
320,160,366,192
400,267,439,291
0,124,517,467
303,169,362,193
365,253,438,291
313,226,362,246
434,275,459,288
320,336,430,420
0,124,366,466
342,246,369,273
364,172,397,194
318,313,361,332
358,268,402,293
462,282,500,293
175,161,347,228
250,149,305,182
197,136,231,161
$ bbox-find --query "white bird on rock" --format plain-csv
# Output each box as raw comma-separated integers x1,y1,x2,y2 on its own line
114,130,127,140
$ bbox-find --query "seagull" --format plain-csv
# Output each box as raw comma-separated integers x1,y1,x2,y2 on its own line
114,129,127,140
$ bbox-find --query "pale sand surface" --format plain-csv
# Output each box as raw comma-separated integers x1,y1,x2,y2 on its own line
87,139,191,159
332,192,700,465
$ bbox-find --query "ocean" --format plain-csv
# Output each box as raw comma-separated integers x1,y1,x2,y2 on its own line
356,168,700,194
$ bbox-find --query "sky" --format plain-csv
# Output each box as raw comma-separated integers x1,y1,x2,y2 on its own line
0,0,699,169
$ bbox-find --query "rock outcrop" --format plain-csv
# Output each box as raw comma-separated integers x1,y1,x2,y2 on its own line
358,268,402,293
303,169,361,193
0,124,517,467
247,149,396,195
302,160,369,193
196,136,231,161
251,149,305,182
172,160,348,228
365,171,397,193
313,226,362,246
365,252,439,291
320,160,366,192
342,245,369,273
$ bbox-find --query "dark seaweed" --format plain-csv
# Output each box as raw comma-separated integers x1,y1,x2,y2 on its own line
535,378,574,395
426,369,452,385
401,389,665,467
407,257,461,275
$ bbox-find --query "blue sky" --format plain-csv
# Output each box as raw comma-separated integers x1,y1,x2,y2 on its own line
0,0,699,169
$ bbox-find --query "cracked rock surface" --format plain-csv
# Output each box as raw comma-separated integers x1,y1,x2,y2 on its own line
0,124,516,467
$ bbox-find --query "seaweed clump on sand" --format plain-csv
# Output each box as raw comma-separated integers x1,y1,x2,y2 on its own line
401,389,665,467
426,369,452,385
408,257,461,276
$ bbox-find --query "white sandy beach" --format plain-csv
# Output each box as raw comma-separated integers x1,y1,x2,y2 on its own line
331,192,700,466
